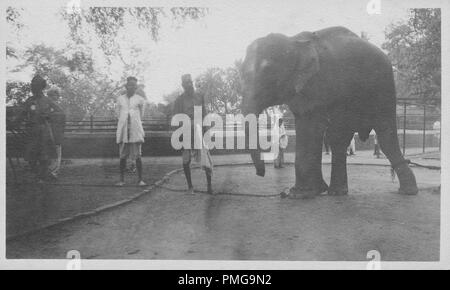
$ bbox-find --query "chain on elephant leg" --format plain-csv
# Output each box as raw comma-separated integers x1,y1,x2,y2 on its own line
328,182,348,196
328,164,349,196
287,173,328,199
328,178,348,196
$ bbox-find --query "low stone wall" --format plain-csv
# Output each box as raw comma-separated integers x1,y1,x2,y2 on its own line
6,131,440,158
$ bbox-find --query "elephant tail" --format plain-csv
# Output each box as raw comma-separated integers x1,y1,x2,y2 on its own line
357,127,372,142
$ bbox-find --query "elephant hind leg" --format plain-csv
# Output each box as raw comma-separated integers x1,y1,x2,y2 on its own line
375,123,419,195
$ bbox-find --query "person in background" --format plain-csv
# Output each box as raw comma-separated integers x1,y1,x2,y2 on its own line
47,87,66,178
347,133,356,156
115,77,147,186
433,120,441,148
373,132,381,158
173,74,213,195
128,84,146,173
323,130,331,155
15,75,63,182
274,118,288,168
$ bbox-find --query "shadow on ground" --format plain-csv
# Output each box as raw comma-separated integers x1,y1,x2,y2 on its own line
6,159,179,238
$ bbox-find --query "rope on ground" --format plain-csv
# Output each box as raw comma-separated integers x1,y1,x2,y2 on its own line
409,161,441,170
154,184,282,198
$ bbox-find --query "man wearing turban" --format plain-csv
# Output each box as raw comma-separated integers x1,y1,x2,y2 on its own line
173,74,213,194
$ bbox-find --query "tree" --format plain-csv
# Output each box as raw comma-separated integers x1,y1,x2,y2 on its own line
6,7,24,58
9,44,121,118
7,7,208,119
195,61,243,114
61,7,208,58
382,9,441,105
6,7,23,28
157,89,183,118
6,81,30,106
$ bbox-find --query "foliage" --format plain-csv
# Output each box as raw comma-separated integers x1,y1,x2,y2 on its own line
6,7,24,30
6,81,30,106
6,6,207,119
61,7,208,58
157,61,243,117
195,61,243,114
161,89,182,116
9,44,121,118
383,8,441,105
6,7,24,58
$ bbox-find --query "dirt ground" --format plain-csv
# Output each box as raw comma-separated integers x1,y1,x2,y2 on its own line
6,163,440,261
6,159,179,238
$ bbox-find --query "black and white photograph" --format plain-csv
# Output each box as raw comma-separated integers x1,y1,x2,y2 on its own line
1,0,449,270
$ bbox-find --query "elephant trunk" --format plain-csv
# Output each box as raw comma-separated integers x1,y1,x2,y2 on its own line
243,100,265,177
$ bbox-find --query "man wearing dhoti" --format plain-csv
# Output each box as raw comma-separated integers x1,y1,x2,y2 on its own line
116,77,147,186
173,74,213,194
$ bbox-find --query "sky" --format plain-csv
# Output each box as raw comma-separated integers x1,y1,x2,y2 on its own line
6,0,411,103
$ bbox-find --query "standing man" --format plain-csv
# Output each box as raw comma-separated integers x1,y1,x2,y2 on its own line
173,74,213,194
47,87,66,178
116,77,147,186
15,75,63,182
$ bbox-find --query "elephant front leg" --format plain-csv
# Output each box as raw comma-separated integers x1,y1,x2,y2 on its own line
289,114,328,199
328,133,353,196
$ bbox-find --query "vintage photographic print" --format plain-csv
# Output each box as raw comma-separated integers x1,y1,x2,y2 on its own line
1,0,448,270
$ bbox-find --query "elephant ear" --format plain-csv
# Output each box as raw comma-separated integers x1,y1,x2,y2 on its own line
293,40,320,94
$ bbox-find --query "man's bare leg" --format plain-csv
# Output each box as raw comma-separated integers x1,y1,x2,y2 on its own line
183,161,194,194
136,158,146,186
206,168,213,194
117,158,126,186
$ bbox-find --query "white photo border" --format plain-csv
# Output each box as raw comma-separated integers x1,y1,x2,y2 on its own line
0,0,448,270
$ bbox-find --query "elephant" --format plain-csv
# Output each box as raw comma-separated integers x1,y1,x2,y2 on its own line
240,26,418,198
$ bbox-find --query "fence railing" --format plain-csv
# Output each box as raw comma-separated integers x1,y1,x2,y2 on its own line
65,117,171,133
6,99,441,154
396,101,441,154
62,116,297,132
10,111,440,134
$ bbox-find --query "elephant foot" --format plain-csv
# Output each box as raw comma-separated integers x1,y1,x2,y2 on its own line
287,183,328,199
327,186,348,196
395,163,419,195
288,187,318,199
398,186,419,195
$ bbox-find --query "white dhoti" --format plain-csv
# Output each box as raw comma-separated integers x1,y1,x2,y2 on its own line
182,124,213,173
